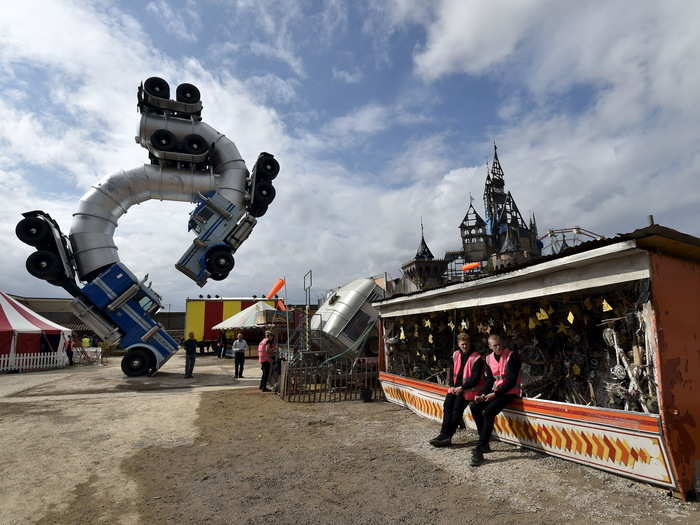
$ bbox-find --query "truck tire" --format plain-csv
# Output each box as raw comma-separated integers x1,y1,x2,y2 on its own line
176,83,201,103
254,181,276,205
256,153,279,181
121,348,154,377
150,129,177,151
205,247,234,274
249,201,268,218
144,77,170,99
26,250,62,280
183,134,208,155
16,217,51,247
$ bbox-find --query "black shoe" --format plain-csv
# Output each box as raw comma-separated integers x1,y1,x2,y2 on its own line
470,448,484,466
429,435,452,447
482,444,492,453
262,388,271,392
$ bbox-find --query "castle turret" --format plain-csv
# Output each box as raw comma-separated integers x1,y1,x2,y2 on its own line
401,221,448,290
460,200,490,262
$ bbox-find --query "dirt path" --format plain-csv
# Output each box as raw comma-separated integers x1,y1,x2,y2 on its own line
1,356,698,524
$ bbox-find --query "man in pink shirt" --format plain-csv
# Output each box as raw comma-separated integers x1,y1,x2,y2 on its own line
257,330,276,392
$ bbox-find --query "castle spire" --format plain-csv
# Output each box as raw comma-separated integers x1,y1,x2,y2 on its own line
491,141,504,182
415,218,434,260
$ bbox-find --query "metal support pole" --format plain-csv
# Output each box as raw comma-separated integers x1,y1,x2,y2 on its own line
283,276,290,356
303,270,312,352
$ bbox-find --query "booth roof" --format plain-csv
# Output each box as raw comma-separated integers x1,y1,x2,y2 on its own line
212,301,286,330
0,292,71,334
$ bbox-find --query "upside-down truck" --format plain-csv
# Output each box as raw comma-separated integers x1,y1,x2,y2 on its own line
15,77,279,376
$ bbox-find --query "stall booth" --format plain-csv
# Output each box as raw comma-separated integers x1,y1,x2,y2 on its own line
0,292,71,372
373,225,700,500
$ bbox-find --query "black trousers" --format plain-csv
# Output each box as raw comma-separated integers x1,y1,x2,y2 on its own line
470,394,517,447
185,355,196,376
440,393,469,438
260,361,271,390
234,351,245,377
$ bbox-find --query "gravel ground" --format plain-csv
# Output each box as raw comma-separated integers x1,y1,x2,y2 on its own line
0,355,698,524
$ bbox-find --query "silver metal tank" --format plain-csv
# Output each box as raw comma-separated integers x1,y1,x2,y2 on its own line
310,278,383,353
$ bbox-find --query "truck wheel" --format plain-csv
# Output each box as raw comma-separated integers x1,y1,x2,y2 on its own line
121,348,153,377
176,83,201,103
210,272,228,281
183,134,208,155
144,77,170,99
150,129,177,151
249,202,268,218
16,217,51,246
254,181,276,205
205,247,234,274
26,250,62,280
256,153,279,180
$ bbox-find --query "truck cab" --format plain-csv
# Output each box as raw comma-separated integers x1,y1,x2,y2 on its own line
80,263,179,376
176,191,256,287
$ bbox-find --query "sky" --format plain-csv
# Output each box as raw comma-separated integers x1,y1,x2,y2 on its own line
0,0,699,309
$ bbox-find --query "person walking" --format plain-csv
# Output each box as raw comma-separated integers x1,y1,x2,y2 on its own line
469,334,522,466
257,330,276,392
183,332,197,378
66,336,75,366
217,330,227,359
429,332,485,447
232,332,248,378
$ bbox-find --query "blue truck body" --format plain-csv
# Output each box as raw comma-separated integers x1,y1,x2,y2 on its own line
81,263,179,373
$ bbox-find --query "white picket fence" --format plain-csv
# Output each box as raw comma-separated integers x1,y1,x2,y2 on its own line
0,351,69,372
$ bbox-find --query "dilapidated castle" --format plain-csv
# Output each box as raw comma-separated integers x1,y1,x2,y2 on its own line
401,145,542,292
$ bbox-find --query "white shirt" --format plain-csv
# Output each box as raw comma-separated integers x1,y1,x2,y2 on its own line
232,339,248,351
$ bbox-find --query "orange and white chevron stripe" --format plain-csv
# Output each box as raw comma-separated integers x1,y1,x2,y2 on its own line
381,377,674,488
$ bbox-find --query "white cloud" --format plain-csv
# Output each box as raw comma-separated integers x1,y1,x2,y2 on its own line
224,0,307,77
388,0,700,239
246,74,298,104
325,104,390,136
387,134,452,184
411,0,550,80
332,67,363,84
320,100,431,152
146,0,202,42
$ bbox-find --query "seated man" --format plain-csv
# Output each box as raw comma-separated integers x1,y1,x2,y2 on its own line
469,334,522,466
429,332,485,447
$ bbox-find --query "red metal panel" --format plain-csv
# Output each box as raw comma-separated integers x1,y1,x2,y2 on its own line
649,252,700,499
203,301,224,340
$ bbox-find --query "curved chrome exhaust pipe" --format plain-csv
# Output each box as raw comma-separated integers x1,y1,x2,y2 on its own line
137,113,248,203
68,81,252,281
69,164,217,280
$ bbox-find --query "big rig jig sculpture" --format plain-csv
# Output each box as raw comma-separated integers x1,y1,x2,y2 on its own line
15,77,279,377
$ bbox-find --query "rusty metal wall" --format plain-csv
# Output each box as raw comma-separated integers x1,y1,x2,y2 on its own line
650,252,700,499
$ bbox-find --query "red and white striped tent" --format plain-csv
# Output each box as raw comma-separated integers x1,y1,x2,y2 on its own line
0,292,71,372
